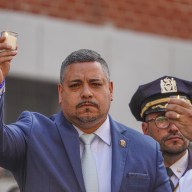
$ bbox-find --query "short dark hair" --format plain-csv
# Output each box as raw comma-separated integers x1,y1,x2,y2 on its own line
60,49,110,84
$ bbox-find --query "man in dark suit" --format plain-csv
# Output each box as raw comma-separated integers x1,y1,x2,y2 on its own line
129,76,192,192
0,35,171,191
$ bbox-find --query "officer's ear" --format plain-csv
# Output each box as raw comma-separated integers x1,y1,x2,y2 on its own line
142,121,149,135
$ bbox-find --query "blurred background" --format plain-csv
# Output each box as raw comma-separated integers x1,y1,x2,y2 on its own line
0,0,192,191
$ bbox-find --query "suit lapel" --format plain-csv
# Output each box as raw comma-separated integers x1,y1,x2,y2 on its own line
110,119,130,192
54,112,85,192
54,113,131,192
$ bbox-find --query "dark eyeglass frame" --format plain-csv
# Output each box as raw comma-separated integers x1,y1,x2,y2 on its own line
146,115,170,129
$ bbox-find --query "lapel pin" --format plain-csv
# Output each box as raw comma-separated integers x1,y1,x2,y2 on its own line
119,139,126,147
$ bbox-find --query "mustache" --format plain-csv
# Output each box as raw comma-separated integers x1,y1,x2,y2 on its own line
162,133,184,142
76,101,99,109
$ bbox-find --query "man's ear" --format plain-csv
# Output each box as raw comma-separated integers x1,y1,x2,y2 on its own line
58,83,62,104
109,81,113,101
142,122,149,135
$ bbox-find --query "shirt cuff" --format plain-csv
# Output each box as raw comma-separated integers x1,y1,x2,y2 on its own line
0,80,5,96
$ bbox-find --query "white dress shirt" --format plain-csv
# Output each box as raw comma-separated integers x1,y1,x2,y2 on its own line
74,116,112,192
176,169,192,192
170,150,188,188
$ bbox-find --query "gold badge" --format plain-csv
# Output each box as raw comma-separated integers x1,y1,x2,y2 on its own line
160,77,177,93
119,139,126,147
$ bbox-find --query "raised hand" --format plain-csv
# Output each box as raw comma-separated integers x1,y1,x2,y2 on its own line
0,36,17,83
166,98,192,141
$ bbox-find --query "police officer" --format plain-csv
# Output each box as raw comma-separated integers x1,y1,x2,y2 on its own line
129,76,192,192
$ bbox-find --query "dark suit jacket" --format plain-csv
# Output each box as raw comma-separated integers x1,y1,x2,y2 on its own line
184,149,192,174
0,99,171,192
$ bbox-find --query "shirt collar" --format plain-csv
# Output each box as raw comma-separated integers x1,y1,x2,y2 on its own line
170,150,188,179
73,116,111,146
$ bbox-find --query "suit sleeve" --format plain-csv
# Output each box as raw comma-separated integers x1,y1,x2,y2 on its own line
0,93,30,171
153,142,172,192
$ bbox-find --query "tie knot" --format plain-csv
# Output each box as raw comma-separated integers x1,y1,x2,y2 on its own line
80,133,95,145
166,167,174,177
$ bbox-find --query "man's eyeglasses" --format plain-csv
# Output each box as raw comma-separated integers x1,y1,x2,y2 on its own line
146,116,170,129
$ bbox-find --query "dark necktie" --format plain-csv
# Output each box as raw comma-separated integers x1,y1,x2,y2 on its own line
166,167,175,191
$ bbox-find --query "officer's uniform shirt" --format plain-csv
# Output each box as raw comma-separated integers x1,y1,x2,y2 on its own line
176,169,192,192
170,150,188,189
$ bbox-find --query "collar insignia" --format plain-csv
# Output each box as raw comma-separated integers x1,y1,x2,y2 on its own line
119,139,126,148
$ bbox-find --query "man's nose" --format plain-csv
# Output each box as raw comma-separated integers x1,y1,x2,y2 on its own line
81,85,93,98
168,123,179,133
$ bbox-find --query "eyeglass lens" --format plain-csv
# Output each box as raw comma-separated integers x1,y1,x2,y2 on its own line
155,116,170,129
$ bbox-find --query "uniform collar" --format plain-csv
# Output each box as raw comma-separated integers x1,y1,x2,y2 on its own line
170,150,188,179
74,116,111,146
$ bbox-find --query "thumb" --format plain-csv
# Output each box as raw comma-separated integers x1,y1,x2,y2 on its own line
0,70,4,83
